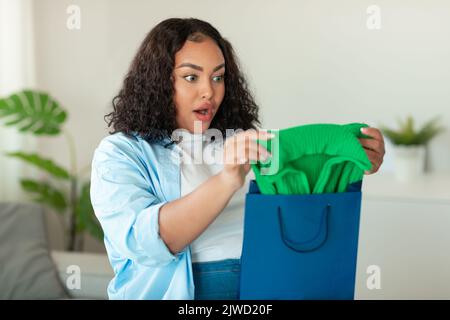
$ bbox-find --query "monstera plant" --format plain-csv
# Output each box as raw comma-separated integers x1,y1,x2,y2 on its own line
0,90,102,251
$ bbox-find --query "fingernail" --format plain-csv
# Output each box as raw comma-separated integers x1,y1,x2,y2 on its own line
361,128,367,133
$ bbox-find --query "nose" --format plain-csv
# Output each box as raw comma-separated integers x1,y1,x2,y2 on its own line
200,79,214,100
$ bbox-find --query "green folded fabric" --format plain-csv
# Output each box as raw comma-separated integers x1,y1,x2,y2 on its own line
251,123,373,195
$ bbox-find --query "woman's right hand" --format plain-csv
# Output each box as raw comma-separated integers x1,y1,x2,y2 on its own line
220,129,274,191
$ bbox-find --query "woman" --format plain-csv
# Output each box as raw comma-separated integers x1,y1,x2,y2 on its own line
90,18,385,300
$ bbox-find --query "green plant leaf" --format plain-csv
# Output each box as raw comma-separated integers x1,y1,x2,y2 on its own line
76,181,103,241
0,90,67,135
416,117,446,145
20,179,67,212
381,115,445,146
7,152,71,180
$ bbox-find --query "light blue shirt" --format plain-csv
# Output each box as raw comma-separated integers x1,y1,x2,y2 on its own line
90,132,194,299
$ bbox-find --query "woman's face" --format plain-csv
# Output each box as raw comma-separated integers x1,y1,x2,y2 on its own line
173,36,225,134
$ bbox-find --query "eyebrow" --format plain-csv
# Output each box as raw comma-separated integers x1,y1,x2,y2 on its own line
176,62,225,72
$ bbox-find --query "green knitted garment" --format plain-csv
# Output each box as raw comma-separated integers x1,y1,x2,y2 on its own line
251,123,373,195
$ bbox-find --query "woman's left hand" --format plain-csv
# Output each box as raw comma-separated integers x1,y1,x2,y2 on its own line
359,127,386,175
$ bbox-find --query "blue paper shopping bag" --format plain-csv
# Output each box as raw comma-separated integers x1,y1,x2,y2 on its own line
239,180,363,300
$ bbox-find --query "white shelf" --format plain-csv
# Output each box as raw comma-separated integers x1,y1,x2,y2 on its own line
362,172,450,203
356,172,450,299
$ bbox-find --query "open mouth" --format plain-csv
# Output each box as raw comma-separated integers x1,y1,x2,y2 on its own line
194,109,209,115
193,107,213,122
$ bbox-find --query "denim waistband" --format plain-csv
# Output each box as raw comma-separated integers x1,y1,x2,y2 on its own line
192,258,241,273
192,259,241,300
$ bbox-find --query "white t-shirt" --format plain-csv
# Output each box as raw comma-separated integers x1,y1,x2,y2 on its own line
176,132,254,263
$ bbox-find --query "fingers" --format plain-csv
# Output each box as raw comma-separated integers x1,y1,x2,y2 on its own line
359,138,385,156
224,130,273,166
359,127,386,175
363,147,384,175
361,127,384,142
235,129,275,142
233,141,271,164
246,142,272,164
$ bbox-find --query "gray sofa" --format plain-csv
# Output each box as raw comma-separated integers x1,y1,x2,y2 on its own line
0,202,112,299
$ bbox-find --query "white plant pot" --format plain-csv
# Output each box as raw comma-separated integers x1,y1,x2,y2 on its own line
393,145,426,182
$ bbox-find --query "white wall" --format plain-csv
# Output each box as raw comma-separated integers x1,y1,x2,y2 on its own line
0,0,37,201
31,0,450,251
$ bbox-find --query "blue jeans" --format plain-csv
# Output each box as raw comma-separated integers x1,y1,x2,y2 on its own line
192,259,241,300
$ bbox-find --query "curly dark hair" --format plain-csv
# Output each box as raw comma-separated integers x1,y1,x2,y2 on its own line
105,18,260,143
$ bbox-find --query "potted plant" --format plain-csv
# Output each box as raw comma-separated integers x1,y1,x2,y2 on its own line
381,116,445,182
0,89,103,251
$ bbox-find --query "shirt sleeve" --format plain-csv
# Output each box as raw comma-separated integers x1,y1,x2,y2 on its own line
90,137,179,267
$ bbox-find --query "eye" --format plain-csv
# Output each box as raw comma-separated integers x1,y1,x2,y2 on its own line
184,75,197,82
213,75,224,82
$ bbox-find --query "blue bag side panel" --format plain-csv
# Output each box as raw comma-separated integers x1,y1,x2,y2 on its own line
239,180,362,300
